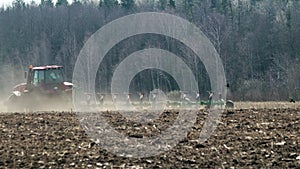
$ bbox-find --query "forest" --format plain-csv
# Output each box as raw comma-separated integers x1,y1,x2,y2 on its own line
0,0,300,101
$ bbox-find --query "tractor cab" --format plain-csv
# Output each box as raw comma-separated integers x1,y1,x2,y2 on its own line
24,65,71,95
27,65,64,86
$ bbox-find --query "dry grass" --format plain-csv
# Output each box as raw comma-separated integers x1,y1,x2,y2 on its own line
1,100,299,113
233,101,300,109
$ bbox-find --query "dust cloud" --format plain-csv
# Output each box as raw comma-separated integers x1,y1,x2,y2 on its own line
0,64,26,112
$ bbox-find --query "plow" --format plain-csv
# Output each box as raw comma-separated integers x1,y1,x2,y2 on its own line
80,92,234,110
166,99,234,108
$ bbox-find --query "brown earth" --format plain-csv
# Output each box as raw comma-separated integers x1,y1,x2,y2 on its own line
0,107,299,169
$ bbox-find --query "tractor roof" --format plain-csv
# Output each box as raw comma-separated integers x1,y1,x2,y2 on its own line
32,65,63,70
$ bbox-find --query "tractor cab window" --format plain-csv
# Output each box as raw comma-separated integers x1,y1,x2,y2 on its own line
45,69,63,83
33,70,45,86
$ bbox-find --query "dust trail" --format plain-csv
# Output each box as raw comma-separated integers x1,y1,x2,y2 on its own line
0,100,7,112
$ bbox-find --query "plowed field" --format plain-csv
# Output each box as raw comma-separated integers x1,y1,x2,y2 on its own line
0,104,299,168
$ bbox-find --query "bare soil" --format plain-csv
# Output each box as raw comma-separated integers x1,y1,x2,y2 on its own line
0,106,299,168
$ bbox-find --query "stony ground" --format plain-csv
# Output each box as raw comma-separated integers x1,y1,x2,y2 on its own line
0,107,299,168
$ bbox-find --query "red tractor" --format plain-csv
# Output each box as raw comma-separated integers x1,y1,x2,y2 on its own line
6,65,73,111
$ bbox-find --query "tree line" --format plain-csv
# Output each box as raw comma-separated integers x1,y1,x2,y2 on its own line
0,0,299,101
